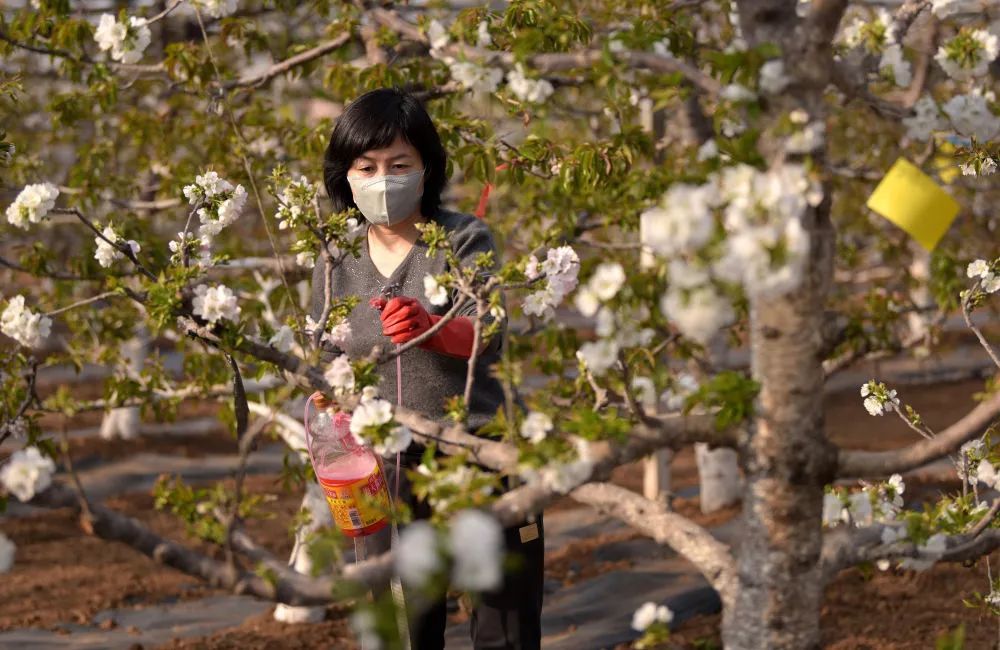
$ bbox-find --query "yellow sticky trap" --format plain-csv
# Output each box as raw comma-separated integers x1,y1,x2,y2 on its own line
866,158,960,251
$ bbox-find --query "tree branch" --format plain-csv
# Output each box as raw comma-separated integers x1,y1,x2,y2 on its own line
30,482,391,605
821,506,1000,582
226,33,353,90
836,391,1000,478
490,411,732,523
571,482,737,603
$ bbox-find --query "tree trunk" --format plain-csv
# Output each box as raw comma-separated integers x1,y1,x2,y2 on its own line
721,200,839,649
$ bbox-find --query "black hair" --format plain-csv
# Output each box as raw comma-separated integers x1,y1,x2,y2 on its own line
323,87,448,218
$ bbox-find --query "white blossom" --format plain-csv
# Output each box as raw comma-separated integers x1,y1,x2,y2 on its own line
943,91,1000,143
350,397,394,436
520,437,594,494
182,171,246,238
631,601,673,631
523,287,557,321
631,376,657,410
374,425,412,458
323,355,355,395
395,521,441,587
785,122,826,154
660,285,735,345
427,19,451,51
269,325,295,352
983,274,1000,294
840,9,894,52
94,14,151,64
524,254,542,280
0,533,13,574
935,29,998,81
903,96,943,142
0,447,56,502
168,231,212,267
523,246,580,319
448,60,504,94
94,225,140,268
888,473,905,496
968,259,991,279
900,532,946,571
978,459,1000,489
639,184,715,257
1,295,52,349
696,139,720,161
192,284,241,324
576,338,621,376
520,411,553,444
449,509,504,591
588,263,626,301
759,59,790,95
1,418,28,441
5,182,58,229
879,44,912,87
822,493,844,527
721,84,757,103
295,251,316,268
306,315,352,348
476,21,492,48
423,274,449,306
847,491,873,526
506,64,554,104
573,287,601,318
660,373,699,412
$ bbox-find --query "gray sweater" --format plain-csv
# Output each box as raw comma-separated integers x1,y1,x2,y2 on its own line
309,207,515,440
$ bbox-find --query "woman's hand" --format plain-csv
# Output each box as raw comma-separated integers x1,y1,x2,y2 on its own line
380,296,432,344
379,295,478,358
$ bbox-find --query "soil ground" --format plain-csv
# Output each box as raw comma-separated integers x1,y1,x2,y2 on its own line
1,378,998,648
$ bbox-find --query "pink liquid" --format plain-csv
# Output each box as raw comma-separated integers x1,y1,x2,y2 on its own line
316,448,378,482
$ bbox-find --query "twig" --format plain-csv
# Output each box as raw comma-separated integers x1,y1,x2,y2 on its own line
44,291,120,317
963,285,1000,372
57,418,95,526
462,302,486,411
224,33,353,90
50,208,157,281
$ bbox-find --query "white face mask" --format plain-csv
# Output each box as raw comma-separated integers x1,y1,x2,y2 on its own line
347,168,425,226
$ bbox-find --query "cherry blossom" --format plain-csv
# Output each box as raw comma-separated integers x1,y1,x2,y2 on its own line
0,447,56,502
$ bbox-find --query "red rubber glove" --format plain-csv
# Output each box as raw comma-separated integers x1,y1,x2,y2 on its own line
379,296,476,359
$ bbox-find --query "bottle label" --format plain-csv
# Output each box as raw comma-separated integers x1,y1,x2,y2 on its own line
318,464,390,537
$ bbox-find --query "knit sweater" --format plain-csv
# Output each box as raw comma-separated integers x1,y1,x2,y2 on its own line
309,207,515,440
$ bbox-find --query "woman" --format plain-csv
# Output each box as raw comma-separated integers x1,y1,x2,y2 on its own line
311,87,544,650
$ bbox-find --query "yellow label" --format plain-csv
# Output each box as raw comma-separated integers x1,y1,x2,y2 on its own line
866,157,960,251
519,523,539,543
318,466,390,534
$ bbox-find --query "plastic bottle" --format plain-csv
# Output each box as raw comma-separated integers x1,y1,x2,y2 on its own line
304,396,390,537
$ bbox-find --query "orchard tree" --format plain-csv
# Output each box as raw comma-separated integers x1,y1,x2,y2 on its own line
3,1,1000,648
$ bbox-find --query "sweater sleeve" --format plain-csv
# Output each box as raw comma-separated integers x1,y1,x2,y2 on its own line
309,255,344,364
448,217,506,356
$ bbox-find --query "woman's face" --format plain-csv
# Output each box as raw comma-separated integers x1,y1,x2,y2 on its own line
347,134,424,180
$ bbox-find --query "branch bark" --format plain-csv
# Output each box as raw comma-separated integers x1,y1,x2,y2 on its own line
836,391,1000,478
571,482,737,604
490,412,732,524
30,482,392,605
